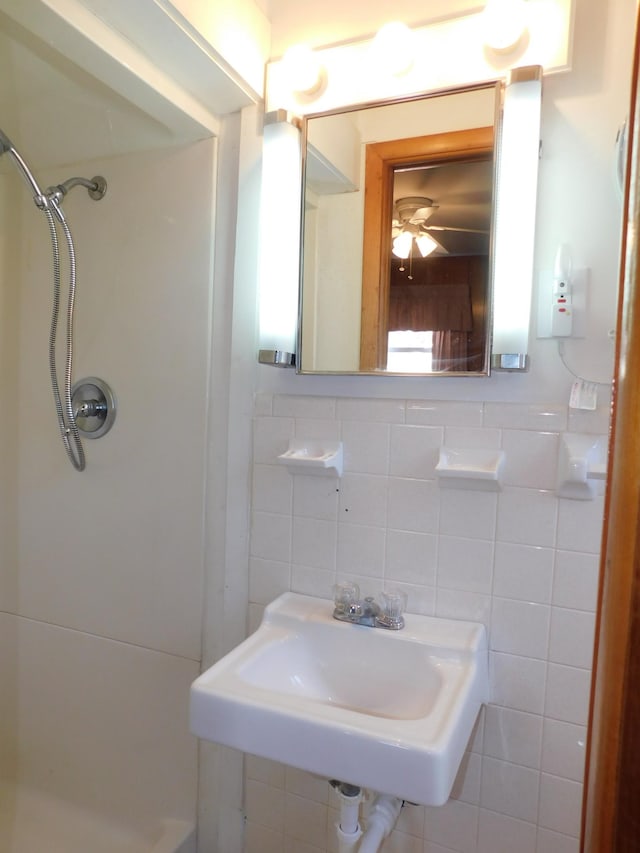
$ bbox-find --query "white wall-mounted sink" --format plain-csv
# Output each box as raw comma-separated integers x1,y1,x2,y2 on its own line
190,592,488,805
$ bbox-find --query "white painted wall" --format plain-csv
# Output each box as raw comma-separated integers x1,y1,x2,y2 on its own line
196,105,263,853
168,0,270,96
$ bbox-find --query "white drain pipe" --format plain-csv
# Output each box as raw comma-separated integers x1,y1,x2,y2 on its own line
334,782,403,853
335,783,362,852
358,794,403,853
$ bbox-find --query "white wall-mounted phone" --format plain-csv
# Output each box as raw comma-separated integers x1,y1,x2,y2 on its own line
537,245,588,339
550,243,573,336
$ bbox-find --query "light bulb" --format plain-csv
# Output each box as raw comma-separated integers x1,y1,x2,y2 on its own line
281,44,324,95
415,233,438,257
370,22,415,77
392,231,412,259
482,0,528,53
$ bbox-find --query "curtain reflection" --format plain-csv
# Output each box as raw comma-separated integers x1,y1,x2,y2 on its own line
388,255,486,372
432,330,469,371
388,282,473,331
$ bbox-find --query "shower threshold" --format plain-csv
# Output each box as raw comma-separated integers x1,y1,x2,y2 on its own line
0,781,195,853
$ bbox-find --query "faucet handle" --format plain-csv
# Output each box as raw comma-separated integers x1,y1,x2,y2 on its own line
377,589,407,630
333,582,360,616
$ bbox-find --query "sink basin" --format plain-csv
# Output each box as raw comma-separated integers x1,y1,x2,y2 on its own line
190,592,488,805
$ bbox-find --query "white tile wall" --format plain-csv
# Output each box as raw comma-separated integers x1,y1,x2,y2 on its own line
493,543,554,603
541,720,587,783
483,706,543,769
477,809,537,853
245,395,607,853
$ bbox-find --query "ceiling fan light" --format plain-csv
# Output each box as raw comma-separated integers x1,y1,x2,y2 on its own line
416,233,438,257
392,231,412,258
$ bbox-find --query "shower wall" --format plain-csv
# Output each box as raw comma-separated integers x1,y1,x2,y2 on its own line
0,139,214,833
0,171,20,782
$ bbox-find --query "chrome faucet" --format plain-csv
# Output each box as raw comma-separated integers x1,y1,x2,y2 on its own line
332,583,406,630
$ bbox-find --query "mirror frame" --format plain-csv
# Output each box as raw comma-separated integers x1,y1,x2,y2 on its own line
297,82,502,377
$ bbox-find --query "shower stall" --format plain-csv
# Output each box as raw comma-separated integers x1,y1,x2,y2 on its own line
0,4,249,850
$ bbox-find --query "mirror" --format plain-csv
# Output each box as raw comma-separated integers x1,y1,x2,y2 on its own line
299,84,500,375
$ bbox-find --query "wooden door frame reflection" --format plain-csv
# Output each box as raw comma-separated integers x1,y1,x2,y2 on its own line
359,125,494,372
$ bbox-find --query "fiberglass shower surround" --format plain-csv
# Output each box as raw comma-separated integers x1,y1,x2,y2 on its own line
0,127,114,471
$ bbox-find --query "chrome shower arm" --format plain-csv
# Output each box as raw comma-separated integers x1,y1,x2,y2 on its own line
46,176,107,204
0,127,106,208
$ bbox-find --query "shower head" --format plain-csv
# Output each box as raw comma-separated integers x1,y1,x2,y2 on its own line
0,127,14,155
0,126,48,206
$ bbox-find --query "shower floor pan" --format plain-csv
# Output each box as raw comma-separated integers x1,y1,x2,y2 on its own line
0,781,195,853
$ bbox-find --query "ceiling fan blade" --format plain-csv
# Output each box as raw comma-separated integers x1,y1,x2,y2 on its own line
431,240,449,255
423,224,490,234
412,205,439,220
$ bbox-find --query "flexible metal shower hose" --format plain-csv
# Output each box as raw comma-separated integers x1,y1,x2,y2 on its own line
43,203,86,472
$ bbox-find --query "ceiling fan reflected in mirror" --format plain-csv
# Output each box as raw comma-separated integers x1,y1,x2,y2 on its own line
392,197,443,265
392,194,490,266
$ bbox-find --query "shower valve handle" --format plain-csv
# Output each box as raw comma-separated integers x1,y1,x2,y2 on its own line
71,378,116,440
74,399,108,420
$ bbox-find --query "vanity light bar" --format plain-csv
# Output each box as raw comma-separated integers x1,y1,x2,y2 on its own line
258,111,302,368
491,65,543,372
